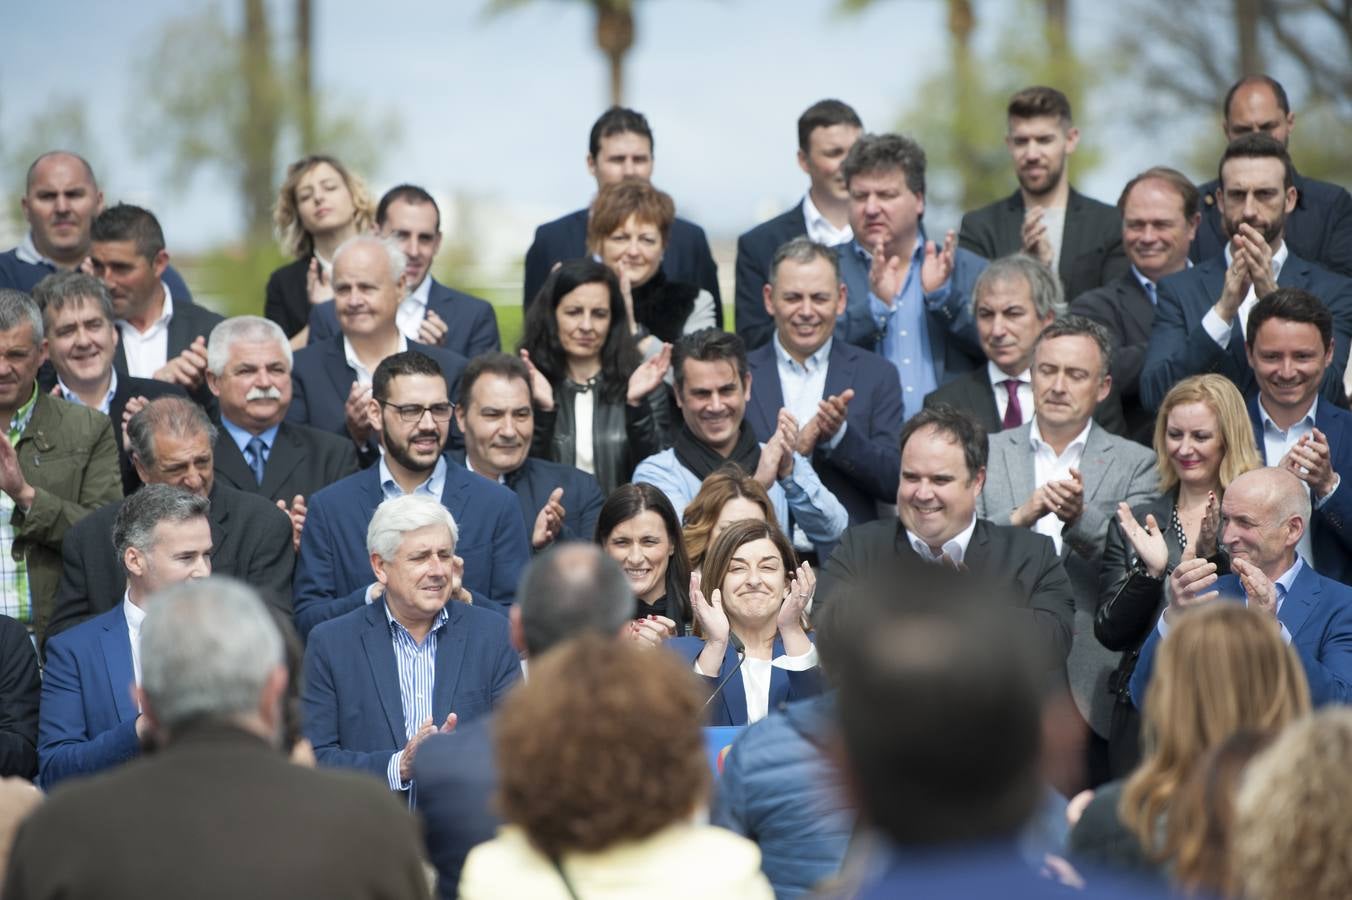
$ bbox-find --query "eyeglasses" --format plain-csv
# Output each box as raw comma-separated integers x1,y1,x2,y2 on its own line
378,401,454,424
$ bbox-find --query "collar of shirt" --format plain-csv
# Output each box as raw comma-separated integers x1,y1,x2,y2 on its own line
343,333,409,385
117,281,175,336
772,331,833,376
220,415,280,458
57,369,119,414
396,275,433,341
1224,240,1289,280
1259,395,1318,440
852,234,925,304
379,452,448,500
905,515,977,565
123,591,147,636
464,455,507,485
1029,417,1094,459
313,250,334,277
1260,555,1304,618
382,598,449,642
802,192,853,246
1129,260,1192,298
986,360,1030,388
15,232,56,268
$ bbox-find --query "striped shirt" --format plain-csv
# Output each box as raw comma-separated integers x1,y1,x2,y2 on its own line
383,601,450,801
0,387,39,623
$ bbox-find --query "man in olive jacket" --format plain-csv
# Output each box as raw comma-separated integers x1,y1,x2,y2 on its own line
0,289,121,643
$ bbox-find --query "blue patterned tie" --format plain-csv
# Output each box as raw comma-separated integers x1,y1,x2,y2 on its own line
246,436,267,485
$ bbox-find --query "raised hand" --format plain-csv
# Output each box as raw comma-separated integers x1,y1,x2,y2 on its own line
0,433,32,509
1216,241,1252,322
626,342,671,405
344,381,375,445
1167,550,1220,615
277,494,307,553
867,238,905,304
1021,207,1053,266
1196,490,1221,558
1010,484,1057,529
778,561,815,631
416,309,449,347
626,615,677,649
306,257,332,306
518,349,555,412
122,395,149,452
1235,223,1277,297
921,229,958,293
531,487,566,549
689,571,729,646
398,713,458,783
1117,502,1168,578
1283,429,1337,498
153,336,209,389
1045,469,1085,524
1232,557,1279,619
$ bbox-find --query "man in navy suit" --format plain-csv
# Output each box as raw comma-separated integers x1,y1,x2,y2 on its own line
38,485,211,788
452,353,604,550
747,237,901,526
1140,134,1352,412
1131,467,1352,707
521,106,721,323
0,152,193,302
301,494,520,801
293,351,529,637
1241,289,1352,586
734,100,862,350
307,185,500,359
287,234,468,463
1190,76,1352,278
414,543,634,897
834,133,985,419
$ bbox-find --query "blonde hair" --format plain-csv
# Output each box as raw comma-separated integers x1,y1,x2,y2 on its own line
272,154,375,258
1119,603,1309,859
681,465,778,570
1153,374,1261,495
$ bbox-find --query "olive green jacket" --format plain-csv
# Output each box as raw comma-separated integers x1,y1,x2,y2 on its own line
11,393,122,641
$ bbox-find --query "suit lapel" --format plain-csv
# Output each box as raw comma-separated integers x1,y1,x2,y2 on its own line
1003,426,1035,499
166,302,193,358
99,607,138,723
766,634,791,712
214,431,256,492
320,337,356,407
1076,424,1112,507
440,458,470,514
360,605,409,746
823,341,855,402
1278,564,1319,643
746,346,783,439
964,519,991,570
976,369,1002,432
1058,191,1088,284
260,424,304,498
1246,395,1269,464
207,485,229,554
719,640,749,725
432,604,468,721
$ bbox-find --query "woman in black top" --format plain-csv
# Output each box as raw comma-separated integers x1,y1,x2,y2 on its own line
595,482,692,639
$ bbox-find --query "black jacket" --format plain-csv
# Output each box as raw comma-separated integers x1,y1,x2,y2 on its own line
531,381,674,496
213,419,360,503
734,202,807,350
0,615,39,778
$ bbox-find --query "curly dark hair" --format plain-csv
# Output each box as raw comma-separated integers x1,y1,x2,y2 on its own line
493,634,709,858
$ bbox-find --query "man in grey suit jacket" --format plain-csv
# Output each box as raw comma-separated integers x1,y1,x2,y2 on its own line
976,316,1157,786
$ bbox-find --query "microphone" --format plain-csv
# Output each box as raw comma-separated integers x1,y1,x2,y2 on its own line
703,632,747,710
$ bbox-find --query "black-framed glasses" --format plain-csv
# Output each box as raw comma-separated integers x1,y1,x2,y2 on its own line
378,401,454,424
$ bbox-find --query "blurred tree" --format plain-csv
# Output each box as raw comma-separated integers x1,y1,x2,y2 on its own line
296,0,317,152
487,0,636,106
1,96,95,234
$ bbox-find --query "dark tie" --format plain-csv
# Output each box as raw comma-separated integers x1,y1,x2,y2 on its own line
1143,280,1158,306
246,436,267,485
1001,379,1023,430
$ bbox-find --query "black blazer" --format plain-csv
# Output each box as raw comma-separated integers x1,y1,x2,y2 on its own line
817,517,1075,666
263,255,313,338
734,202,807,351
449,451,605,548
1192,171,1352,278
306,278,502,359
959,187,1128,301
213,419,360,504
0,614,40,779
47,483,295,643
922,366,1127,438
111,296,224,381
522,207,723,325
1070,271,1156,443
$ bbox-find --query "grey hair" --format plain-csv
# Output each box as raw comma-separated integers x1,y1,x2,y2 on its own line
1033,314,1113,380
0,289,44,344
31,271,115,326
206,315,293,376
518,543,634,656
140,577,284,732
112,484,210,560
127,396,218,470
366,494,458,560
769,236,841,286
333,234,406,285
972,255,1066,321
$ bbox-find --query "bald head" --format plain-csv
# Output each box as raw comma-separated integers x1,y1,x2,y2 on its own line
516,542,633,657
1234,467,1310,527
1223,76,1294,146
1221,467,1308,578
25,151,97,193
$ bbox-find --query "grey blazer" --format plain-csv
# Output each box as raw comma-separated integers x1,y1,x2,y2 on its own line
977,421,1159,736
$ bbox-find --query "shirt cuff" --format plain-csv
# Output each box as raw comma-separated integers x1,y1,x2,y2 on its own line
772,644,819,671
364,583,381,605
1316,474,1340,509
824,421,848,451
1156,608,1171,640
1201,308,1232,348
386,750,410,792
693,658,718,678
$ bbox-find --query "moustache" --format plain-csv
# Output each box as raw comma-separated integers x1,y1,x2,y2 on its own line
245,386,283,401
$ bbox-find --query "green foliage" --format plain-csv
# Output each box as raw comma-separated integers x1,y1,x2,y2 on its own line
187,243,288,318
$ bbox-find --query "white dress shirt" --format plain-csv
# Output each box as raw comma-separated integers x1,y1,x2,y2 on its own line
1042,207,1067,270
1258,395,1338,565
905,514,977,564
802,193,852,247
396,275,432,342
988,361,1033,428
774,334,847,449
1029,419,1093,553
116,282,175,378
123,593,147,691
694,644,820,724
1202,241,1290,346
344,334,409,386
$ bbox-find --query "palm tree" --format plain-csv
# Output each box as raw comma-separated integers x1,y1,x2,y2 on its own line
488,0,636,106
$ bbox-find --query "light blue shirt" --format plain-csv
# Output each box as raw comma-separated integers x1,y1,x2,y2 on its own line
57,370,118,415
382,601,450,797
220,415,280,467
772,333,846,451
855,236,939,412
379,454,448,502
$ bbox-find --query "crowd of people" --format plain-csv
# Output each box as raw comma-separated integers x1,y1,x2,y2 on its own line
0,72,1349,898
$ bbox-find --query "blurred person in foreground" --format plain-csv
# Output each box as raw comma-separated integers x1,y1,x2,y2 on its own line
458,634,772,899
1232,707,1352,900
1069,603,1309,881
6,577,429,900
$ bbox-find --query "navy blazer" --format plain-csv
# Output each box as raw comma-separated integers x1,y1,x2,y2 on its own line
37,604,141,789
306,279,501,359
414,716,501,898
668,635,823,727
734,202,808,351
746,339,902,524
1247,395,1352,585
835,239,985,405
292,456,530,637
1139,252,1352,412
449,451,604,548
286,334,469,457
301,600,520,794
1130,563,1352,707
522,207,723,325
1192,172,1352,278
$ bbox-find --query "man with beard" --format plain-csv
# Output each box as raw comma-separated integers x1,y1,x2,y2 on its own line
959,87,1126,302
1190,76,1352,278
293,351,528,636
1141,134,1352,412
